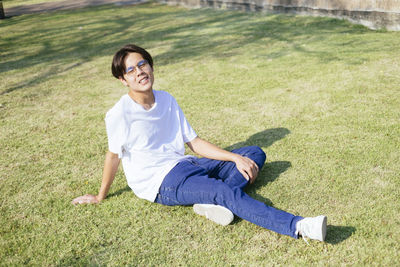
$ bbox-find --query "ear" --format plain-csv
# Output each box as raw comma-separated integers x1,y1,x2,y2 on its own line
119,77,128,87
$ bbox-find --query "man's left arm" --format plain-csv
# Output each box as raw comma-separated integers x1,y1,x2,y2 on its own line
186,137,259,184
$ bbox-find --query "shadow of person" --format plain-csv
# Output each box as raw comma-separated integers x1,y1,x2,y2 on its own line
224,127,291,151
107,186,131,199
109,129,292,210
246,161,292,201
325,225,356,244
229,160,292,225
224,127,292,197
226,128,292,224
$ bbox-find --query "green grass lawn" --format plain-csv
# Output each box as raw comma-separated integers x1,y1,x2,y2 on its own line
2,0,65,8
1,2,400,265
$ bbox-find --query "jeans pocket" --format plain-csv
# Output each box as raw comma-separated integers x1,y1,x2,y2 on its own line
185,157,199,166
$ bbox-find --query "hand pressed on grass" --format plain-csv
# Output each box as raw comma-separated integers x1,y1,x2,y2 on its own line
72,194,100,205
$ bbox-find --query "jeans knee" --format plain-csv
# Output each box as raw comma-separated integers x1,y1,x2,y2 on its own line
232,146,266,168
247,146,266,168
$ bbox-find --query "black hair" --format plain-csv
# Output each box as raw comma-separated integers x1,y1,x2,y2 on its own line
111,44,153,79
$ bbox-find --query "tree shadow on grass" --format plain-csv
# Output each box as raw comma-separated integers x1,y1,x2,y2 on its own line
1,2,378,95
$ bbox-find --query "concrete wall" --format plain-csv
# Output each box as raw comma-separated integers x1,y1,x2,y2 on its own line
161,0,400,30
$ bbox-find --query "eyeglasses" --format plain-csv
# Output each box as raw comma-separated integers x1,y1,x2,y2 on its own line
125,59,149,76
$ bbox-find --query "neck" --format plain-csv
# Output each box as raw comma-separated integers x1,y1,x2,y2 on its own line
128,89,155,110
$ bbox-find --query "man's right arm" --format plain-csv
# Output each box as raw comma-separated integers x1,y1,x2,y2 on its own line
72,151,120,205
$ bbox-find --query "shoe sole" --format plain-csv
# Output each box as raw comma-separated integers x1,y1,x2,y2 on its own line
319,215,327,241
193,204,234,226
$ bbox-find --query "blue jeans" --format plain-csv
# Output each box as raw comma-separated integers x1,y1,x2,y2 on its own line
155,146,302,238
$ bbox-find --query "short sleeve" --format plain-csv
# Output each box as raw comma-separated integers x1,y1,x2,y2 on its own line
176,102,197,143
105,108,126,158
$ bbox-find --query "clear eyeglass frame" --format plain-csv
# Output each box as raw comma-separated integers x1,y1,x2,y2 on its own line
125,59,149,76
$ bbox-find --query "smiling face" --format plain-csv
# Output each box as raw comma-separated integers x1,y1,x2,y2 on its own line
119,52,154,94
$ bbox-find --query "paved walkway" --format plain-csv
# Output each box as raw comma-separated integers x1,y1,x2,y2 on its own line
4,0,145,17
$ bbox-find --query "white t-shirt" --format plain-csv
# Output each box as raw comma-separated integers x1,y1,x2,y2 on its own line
105,90,197,202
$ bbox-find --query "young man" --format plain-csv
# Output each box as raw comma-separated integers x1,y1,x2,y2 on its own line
72,44,327,242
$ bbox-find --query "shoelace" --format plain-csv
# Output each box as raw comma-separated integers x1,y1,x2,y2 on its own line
296,221,310,245
301,235,310,245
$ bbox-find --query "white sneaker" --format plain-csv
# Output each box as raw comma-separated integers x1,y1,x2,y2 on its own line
193,204,234,226
296,215,327,243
